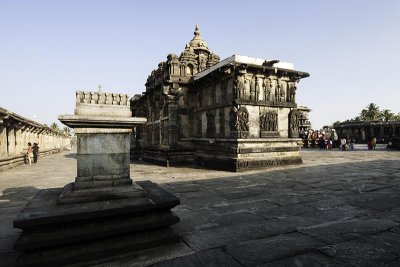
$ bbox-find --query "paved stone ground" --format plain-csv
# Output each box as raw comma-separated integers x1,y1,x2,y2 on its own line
1,145,400,266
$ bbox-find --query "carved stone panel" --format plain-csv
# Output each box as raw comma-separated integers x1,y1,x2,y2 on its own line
289,109,301,138
206,110,216,138
260,111,279,138
229,106,249,139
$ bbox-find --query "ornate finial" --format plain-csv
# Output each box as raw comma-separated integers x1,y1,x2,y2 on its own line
97,84,102,93
194,24,200,37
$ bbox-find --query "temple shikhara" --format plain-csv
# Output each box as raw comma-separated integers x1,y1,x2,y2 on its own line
131,25,310,171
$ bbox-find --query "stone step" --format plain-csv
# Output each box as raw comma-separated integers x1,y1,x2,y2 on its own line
15,210,179,251
14,180,179,229
15,227,180,267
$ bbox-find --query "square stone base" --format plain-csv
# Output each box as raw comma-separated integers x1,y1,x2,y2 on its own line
58,182,146,204
13,181,180,267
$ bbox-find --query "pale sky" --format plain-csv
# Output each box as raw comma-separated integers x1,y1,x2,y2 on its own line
1,1,399,129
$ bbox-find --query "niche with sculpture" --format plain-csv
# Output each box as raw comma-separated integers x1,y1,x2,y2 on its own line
260,111,279,138
229,106,250,139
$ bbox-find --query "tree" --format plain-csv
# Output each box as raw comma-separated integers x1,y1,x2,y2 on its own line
359,103,382,121
381,109,396,122
63,127,72,136
51,122,59,131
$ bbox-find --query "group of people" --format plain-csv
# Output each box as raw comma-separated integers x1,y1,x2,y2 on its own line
26,142,39,164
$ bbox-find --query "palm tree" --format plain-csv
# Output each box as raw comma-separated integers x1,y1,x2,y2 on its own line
381,109,395,122
51,122,59,131
63,127,72,136
360,103,381,121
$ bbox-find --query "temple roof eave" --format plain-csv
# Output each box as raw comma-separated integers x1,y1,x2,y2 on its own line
193,55,310,82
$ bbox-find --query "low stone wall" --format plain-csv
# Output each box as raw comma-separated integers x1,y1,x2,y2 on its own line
0,107,71,171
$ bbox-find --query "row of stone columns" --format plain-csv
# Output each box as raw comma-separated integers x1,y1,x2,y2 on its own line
0,109,71,159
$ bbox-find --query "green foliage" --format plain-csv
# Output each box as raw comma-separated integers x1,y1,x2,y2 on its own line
50,122,59,130
334,103,400,125
63,127,72,136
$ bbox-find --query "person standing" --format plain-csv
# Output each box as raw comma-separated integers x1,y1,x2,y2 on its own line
26,142,33,165
32,143,39,163
371,136,377,150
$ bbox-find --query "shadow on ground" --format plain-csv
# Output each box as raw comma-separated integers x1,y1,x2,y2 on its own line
2,157,400,266
0,187,40,267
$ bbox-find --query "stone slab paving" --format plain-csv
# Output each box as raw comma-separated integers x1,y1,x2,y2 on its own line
1,147,400,266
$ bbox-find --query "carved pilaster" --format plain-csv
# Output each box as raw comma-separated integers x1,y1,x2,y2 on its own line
219,109,225,138
289,109,300,138
206,110,216,138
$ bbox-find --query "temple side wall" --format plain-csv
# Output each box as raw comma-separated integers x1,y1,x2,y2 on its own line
0,108,71,171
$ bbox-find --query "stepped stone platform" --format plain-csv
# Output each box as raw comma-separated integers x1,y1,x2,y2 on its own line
13,181,179,267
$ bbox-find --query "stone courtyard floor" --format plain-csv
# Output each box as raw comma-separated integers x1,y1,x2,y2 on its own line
1,145,400,266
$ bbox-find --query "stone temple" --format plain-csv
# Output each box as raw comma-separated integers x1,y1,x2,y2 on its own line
131,25,310,171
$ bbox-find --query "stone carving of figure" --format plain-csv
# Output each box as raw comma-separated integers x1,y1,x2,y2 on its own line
76,91,83,104
289,109,300,138
275,82,281,102
260,112,278,131
206,110,216,138
255,77,262,101
250,76,256,101
90,92,98,104
263,79,272,102
280,82,286,102
244,77,251,100
235,75,245,99
229,106,238,131
98,92,105,104
120,94,126,105
289,84,296,103
237,107,249,132
271,113,277,131
105,93,112,104
83,92,91,103
260,113,266,131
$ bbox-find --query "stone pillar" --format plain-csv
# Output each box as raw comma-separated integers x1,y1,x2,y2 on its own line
7,127,15,155
0,126,6,157
59,90,147,203
167,96,179,148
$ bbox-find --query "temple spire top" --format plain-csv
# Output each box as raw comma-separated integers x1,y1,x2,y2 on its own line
194,24,200,37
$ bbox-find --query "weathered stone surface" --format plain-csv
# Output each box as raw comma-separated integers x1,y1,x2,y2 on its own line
93,242,193,267
182,219,296,251
278,205,368,228
299,217,398,244
264,251,345,267
319,232,400,266
58,182,144,204
3,148,400,266
174,209,264,234
151,248,242,267
225,232,326,266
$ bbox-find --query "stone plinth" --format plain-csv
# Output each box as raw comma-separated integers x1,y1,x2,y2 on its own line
57,93,147,203
13,91,181,266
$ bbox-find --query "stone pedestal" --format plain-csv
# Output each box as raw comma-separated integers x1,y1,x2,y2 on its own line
13,91,181,267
